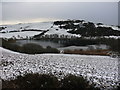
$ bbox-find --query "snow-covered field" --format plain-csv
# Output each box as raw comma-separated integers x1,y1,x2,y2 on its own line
0,31,42,39
0,47,119,89
1,22,52,32
0,21,120,39
0,22,52,39
0,22,80,39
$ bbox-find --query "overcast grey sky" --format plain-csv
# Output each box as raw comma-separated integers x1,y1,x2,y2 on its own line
1,2,118,25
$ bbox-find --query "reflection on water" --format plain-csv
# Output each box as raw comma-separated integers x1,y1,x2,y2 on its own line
15,40,63,48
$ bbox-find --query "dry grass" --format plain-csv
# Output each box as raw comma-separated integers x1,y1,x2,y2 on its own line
64,49,110,56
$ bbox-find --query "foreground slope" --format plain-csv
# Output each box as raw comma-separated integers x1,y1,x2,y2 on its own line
0,47,119,89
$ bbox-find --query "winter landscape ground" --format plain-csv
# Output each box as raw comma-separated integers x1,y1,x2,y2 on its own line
0,20,120,89
0,47,119,89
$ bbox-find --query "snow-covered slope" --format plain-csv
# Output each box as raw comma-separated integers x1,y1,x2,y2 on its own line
0,47,119,89
95,24,120,31
0,21,81,39
1,22,52,32
0,21,120,39
0,22,53,39
0,31,42,39
0,47,19,54
44,25,81,37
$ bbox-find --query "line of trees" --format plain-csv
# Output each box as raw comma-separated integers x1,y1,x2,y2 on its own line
34,34,78,40
53,20,120,37
1,37,120,54
2,39,59,54
54,20,85,26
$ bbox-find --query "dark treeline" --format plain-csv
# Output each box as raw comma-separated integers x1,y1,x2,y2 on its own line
2,38,59,54
98,38,120,53
54,20,120,36
68,27,120,37
54,20,85,25
2,73,100,90
1,37,120,54
33,37,120,53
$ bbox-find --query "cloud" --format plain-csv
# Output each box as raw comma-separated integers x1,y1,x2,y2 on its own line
1,0,119,2
1,2,118,25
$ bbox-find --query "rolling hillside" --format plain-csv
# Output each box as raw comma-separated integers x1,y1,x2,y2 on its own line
0,20,120,39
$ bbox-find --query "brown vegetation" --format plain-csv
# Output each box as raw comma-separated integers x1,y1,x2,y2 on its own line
64,49,110,56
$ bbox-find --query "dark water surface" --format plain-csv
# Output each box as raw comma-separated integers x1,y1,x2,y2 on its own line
14,40,63,48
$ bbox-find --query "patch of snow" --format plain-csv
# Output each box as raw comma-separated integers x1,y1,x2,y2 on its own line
104,36,120,39
83,36,120,39
45,25,81,37
87,44,109,50
0,47,20,54
74,23,79,25
58,46,88,51
58,44,109,51
96,24,120,31
0,31,42,39
111,26,120,31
